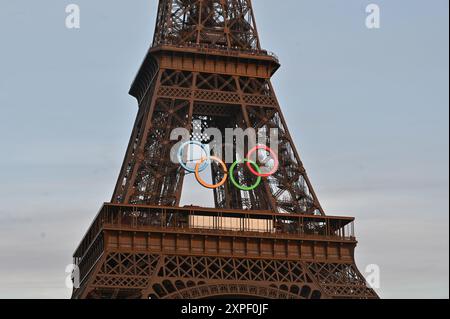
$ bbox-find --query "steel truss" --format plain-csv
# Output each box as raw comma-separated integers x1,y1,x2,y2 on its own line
72,0,378,299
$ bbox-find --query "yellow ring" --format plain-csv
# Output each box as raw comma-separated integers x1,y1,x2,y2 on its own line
195,156,228,189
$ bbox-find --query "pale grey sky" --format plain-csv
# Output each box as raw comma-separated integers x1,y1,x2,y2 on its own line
0,0,448,299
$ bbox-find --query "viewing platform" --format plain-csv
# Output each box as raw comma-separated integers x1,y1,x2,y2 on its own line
73,203,358,285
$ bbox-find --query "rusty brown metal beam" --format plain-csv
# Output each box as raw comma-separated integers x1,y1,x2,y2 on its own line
73,0,377,300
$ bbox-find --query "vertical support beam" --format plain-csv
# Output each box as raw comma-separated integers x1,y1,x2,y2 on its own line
235,76,278,211
174,72,198,205
123,71,164,204
267,81,325,215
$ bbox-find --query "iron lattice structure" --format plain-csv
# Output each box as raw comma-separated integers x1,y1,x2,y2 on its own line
72,0,378,299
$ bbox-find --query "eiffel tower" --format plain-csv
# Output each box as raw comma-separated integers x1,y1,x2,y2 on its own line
72,0,378,299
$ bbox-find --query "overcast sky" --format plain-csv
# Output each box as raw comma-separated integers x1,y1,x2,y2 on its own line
0,0,448,299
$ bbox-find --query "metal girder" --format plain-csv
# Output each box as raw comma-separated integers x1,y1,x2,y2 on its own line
73,0,378,300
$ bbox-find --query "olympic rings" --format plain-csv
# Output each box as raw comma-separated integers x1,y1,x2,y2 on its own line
229,159,262,191
246,145,279,177
177,141,279,190
177,141,209,173
195,156,228,189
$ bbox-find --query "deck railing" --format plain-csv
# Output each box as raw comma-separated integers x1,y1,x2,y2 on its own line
153,41,280,62
74,203,355,259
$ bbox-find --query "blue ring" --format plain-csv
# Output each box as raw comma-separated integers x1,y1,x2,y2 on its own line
177,141,210,173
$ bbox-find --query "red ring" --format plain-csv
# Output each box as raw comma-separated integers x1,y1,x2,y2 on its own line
246,145,279,177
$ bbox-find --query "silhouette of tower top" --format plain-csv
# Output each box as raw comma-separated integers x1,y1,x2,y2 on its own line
153,0,260,50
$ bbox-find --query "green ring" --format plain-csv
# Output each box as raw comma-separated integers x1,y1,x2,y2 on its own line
229,159,262,191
